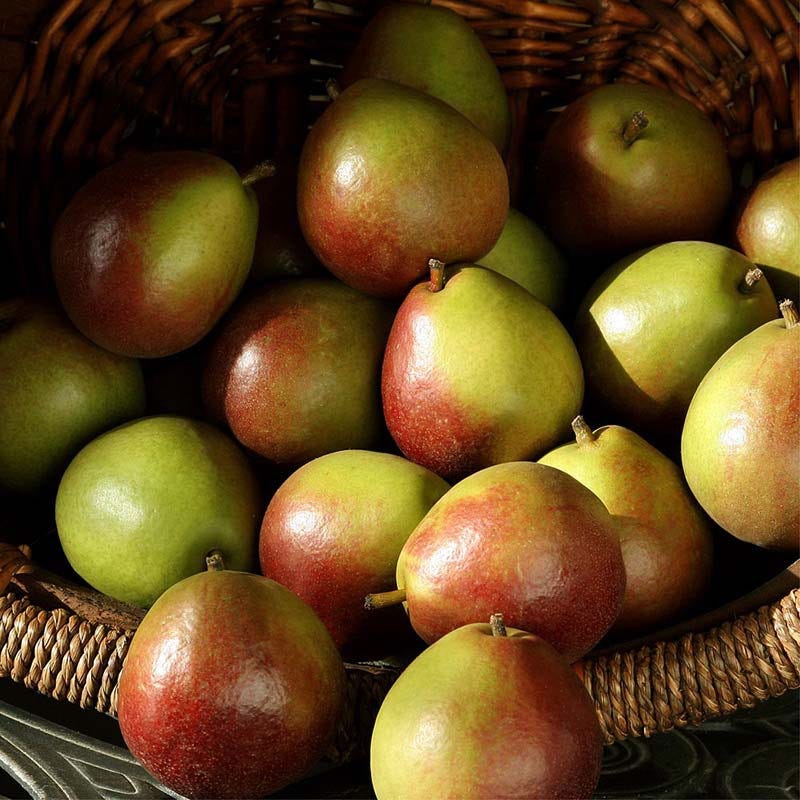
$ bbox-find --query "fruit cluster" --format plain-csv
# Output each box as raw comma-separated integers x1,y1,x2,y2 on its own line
1,3,798,799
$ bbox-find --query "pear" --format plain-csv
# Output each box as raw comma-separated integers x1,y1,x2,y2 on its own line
368,462,625,662
298,79,508,298
52,151,258,358
476,208,569,311
681,300,800,550
260,450,449,652
733,157,799,302
341,2,510,151
540,416,714,635
383,264,583,479
576,242,777,438
370,616,602,800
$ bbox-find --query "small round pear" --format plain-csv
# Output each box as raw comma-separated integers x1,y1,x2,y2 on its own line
681,300,800,550
119,567,345,799
540,416,714,635
52,151,258,358
260,450,449,652
370,616,603,800
56,416,260,606
383,264,583,479
476,208,569,310
576,242,777,438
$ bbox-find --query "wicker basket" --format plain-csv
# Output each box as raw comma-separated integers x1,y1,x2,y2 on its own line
0,0,799,769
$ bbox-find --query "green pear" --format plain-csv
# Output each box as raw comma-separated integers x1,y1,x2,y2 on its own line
56,416,260,606
476,208,569,310
0,298,145,494
681,300,800,550
383,264,583,479
576,242,777,438
539,416,714,635
370,616,603,800
260,450,449,652
341,2,510,151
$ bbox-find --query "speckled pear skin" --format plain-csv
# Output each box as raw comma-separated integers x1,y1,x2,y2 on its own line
539,422,714,636
370,622,603,800
535,84,732,259
203,279,394,465
734,157,800,303
260,450,449,652
681,311,800,550
476,208,569,310
0,298,145,494
55,416,261,607
341,3,511,152
297,79,509,299
52,151,258,358
382,266,583,479
396,462,626,662
576,242,778,439
118,570,345,799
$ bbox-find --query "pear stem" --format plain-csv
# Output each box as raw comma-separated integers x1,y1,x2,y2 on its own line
572,415,597,447
205,550,225,571
326,78,340,101
241,160,276,187
739,267,764,293
364,588,407,611
429,259,446,292
490,613,507,637
780,299,799,328
622,111,649,146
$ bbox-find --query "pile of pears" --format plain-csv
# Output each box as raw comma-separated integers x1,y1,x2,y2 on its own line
1,2,798,798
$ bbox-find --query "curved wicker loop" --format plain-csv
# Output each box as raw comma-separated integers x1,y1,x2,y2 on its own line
581,588,800,743
1,587,798,758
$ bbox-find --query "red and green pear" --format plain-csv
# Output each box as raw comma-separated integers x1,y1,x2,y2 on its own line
733,157,799,302
0,298,145,494
382,264,583,479
373,461,625,662
681,300,800,550
298,79,508,298
118,567,345,799
476,208,569,311
370,616,603,800
341,2,510,151
260,450,449,652
535,84,732,258
56,416,260,607
203,279,393,465
576,242,777,438
52,151,258,358
540,416,714,635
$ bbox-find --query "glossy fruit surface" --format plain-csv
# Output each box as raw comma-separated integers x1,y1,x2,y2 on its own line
56,416,260,606
298,80,508,298
260,450,449,651
371,619,603,800
0,298,144,493
118,569,345,799
52,151,257,357
204,280,393,464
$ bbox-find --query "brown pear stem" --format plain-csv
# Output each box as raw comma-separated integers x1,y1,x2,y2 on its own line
780,299,799,328
206,550,225,571
325,78,340,101
429,259,446,292
739,267,764,293
241,160,276,187
622,111,649,146
490,613,507,637
572,415,597,447
365,588,407,611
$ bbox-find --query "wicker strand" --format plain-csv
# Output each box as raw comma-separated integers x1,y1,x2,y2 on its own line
582,588,800,744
